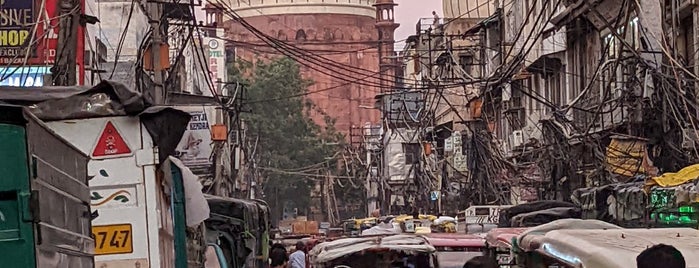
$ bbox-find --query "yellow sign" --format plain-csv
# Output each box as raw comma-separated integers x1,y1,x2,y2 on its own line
92,224,133,255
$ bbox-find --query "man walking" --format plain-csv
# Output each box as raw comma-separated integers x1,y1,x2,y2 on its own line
288,241,306,268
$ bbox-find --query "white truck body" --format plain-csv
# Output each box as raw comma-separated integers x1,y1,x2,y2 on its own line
46,116,174,268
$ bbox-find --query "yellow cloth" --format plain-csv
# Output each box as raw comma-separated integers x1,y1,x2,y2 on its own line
649,164,699,188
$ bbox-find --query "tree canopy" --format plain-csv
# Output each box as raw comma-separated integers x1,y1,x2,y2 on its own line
229,57,343,220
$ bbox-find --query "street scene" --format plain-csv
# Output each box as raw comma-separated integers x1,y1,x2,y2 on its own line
0,0,697,267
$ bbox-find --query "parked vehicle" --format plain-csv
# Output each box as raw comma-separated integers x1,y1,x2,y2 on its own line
0,105,94,267
484,228,528,267
205,243,230,268
424,233,486,268
205,195,271,268
309,234,438,268
0,82,214,267
516,227,699,267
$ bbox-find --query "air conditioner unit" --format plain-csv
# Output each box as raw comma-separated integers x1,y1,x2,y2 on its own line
511,130,524,148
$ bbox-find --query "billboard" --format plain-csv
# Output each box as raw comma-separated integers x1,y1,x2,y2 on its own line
174,106,216,168
0,0,85,85
0,0,37,60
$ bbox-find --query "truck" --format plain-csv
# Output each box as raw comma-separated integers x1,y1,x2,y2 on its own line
0,105,94,267
0,81,214,267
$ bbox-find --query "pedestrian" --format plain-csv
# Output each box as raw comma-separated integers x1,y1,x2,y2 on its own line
637,244,686,268
462,256,497,268
269,243,288,268
288,241,306,268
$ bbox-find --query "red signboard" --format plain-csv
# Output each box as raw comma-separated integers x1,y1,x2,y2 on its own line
0,0,85,85
92,121,131,157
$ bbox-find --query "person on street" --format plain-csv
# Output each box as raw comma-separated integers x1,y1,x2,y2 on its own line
462,256,497,268
288,241,306,268
637,244,686,268
269,243,288,268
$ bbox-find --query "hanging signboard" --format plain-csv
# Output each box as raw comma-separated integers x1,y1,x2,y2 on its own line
204,36,226,95
175,106,216,168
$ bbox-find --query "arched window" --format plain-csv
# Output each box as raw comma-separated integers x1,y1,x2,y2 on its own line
382,9,388,21
295,29,307,41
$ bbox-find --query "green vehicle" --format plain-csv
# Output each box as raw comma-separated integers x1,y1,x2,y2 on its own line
0,105,94,267
205,195,271,268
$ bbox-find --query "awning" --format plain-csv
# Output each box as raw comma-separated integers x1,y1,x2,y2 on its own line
462,10,501,36
550,0,625,30
525,56,562,76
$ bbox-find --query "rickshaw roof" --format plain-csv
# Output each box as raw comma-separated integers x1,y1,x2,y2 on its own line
425,233,485,248
485,228,528,248
520,228,699,268
309,234,436,264
517,218,622,248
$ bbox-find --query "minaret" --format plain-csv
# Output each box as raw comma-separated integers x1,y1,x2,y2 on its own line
203,4,224,37
374,0,400,93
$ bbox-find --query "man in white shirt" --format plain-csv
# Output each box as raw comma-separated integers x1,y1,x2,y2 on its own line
288,241,306,268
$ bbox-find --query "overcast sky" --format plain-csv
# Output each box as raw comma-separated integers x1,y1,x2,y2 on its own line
393,0,443,49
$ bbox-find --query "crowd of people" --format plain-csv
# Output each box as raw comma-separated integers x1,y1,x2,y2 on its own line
270,241,308,268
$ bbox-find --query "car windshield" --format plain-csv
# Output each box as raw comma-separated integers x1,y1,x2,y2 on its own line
436,249,484,268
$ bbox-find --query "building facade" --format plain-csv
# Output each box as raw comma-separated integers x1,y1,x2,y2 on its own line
221,0,383,134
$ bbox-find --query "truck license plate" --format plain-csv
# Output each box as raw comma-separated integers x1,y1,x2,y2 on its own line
92,224,133,255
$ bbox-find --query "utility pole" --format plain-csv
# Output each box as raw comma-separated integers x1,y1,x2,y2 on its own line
52,0,80,86
145,0,165,104
366,146,376,216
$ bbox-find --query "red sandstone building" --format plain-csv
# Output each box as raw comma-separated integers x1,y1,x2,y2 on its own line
211,0,399,135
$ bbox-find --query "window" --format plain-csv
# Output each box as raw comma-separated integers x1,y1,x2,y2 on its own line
600,17,640,101
295,29,307,41
459,55,475,77
403,143,421,164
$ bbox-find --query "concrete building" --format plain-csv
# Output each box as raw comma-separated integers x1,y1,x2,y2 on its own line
221,0,384,134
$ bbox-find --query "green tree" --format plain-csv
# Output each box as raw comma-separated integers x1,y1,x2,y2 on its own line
229,57,343,221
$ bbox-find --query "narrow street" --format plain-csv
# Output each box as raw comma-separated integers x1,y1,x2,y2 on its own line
0,0,696,267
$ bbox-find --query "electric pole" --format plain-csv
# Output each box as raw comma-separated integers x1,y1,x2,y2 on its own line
145,0,166,104
52,0,80,86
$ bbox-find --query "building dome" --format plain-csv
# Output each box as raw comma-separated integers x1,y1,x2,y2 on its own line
374,0,396,5
224,0,377,18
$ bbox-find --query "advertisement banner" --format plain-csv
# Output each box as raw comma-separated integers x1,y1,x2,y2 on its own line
174,106,216,168
0,0,37,60
0,0,84,84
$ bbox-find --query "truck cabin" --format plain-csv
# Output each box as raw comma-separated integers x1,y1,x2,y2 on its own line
424,233,486,268
515,226,699,267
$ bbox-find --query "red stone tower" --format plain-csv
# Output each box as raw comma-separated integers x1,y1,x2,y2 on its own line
374,0,400,93
222,0,382,136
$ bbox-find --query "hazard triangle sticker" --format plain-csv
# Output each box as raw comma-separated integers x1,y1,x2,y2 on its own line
92,121,131,157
